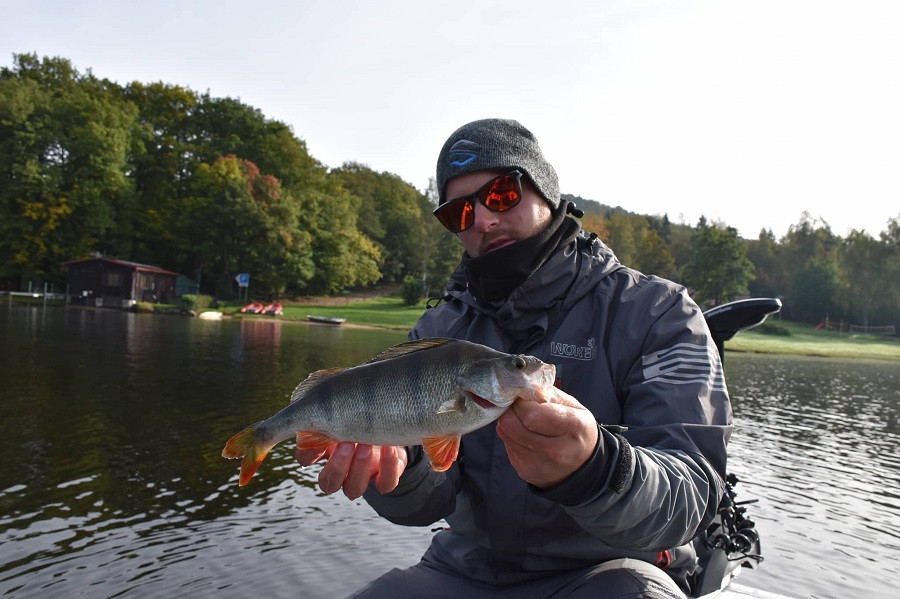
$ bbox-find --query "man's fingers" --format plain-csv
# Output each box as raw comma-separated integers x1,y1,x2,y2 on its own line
514,385,582,408
342,444,375,500
508,399,582,437
301,442,407,498
540,386,582,407
373,446,407,494
318,442,356,494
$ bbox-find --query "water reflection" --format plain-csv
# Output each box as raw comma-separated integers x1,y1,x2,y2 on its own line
1,307,898,598
725,354,900,599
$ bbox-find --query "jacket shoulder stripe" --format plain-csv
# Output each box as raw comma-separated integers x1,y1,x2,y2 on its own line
640,343,726,392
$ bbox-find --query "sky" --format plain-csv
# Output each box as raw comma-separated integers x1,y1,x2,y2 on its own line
2,0,898,240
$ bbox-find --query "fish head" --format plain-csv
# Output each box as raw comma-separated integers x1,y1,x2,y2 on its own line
459,354,556,410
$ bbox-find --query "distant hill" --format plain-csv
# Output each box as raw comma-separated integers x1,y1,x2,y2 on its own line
562,193,618,218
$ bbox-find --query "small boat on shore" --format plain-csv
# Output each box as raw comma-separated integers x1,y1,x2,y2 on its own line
198,311,224,320
262,302,283,316
306,315,346,325
240,302,264,314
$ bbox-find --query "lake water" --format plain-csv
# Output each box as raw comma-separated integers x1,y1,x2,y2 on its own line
0,306,897,598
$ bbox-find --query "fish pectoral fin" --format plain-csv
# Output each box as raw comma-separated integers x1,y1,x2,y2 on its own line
436,395,467,414
421,435,461,472
296,431,339,453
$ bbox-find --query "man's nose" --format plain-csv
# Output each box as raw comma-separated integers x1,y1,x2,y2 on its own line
471,202,499,232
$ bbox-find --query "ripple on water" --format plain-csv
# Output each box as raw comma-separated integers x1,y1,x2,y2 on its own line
2,312,898,598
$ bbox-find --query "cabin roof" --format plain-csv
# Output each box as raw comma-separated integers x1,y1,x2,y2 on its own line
63,257,180,277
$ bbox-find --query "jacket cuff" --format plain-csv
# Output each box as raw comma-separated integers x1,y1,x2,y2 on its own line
531,424,633,506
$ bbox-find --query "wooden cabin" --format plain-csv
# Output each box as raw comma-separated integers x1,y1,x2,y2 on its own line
64,258,180,308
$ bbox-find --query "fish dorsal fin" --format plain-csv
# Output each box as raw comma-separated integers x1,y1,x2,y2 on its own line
290,367,344,402
364,337,454,364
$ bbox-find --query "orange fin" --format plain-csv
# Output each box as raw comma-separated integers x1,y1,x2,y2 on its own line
222,423,272,487
296,431,339,453
422,434,461,472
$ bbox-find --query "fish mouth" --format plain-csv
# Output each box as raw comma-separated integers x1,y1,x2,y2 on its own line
466,391,499,410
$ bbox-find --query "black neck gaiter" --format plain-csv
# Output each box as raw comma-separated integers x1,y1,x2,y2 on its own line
461,199,581,304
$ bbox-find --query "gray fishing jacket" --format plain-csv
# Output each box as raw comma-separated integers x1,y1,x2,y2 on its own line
363,230,732,586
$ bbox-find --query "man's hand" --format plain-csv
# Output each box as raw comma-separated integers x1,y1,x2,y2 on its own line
295,442,408,500
495,386,599,488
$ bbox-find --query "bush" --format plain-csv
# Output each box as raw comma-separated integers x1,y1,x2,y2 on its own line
180,294,215,312
135,301,155,313
400,276,424,306
756,322,791,336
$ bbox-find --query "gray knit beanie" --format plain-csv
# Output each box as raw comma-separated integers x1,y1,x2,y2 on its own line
436,118,560,211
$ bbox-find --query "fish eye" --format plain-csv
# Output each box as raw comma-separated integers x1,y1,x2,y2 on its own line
513,356,526,370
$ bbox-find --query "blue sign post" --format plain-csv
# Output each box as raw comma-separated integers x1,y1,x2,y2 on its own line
235,273,250,303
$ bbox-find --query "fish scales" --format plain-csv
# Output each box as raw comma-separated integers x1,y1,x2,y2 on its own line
298,340,462,443
306,340,479,443
222,338,556,486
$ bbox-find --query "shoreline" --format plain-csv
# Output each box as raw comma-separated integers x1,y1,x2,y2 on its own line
7,301,898,361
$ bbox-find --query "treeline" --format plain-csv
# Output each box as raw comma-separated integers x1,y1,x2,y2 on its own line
572,198,899,328
2,54,898,328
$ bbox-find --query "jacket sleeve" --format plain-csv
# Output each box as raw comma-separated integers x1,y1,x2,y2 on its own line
536,284,731,551
361,318,462,526
362,446,460,526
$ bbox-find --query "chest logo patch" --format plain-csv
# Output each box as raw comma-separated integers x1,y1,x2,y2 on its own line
550,337,596,361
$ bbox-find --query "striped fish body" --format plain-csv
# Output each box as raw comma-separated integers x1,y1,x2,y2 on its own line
222,338,556,486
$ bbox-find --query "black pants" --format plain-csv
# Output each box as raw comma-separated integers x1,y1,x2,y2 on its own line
349,557,685,599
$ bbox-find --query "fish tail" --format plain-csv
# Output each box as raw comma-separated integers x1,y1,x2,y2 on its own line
222,423,271,486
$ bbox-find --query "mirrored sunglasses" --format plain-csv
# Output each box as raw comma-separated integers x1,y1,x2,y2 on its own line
433,170,524,233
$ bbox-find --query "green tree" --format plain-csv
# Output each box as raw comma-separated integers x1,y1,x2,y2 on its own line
420,178,463,296
789,258,840,324
682,220,754,305
186,156,316,297
331,163,425,282
747,229,783,298
666,222,694,281
839,229,891,327
603,209,637,266
0,54,138,284
779,214,840,321
122,81,199,268
633,222,676,278
881,216,900,327
297,179,382,294
780,213,839,267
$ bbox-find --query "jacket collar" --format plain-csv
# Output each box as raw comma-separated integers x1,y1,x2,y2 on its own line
445,230,621,341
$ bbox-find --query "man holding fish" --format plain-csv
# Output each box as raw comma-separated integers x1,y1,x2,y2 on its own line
295,119,730,598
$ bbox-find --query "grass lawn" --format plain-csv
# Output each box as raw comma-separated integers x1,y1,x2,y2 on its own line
228,296,428,330
725,319,900,361
228,295,900,362
283,297,427,329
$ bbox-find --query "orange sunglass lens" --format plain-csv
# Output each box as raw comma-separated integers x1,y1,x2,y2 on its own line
434,171,521,232
483,176,521,211
435,198,474,232
457,201,474,231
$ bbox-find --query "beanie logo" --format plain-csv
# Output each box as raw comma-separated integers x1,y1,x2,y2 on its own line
448,139,478,167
